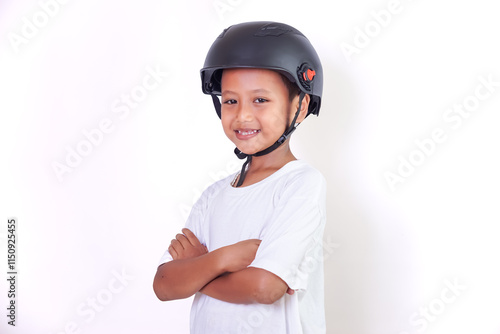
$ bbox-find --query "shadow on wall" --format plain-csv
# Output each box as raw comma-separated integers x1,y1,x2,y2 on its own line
294,59,419,334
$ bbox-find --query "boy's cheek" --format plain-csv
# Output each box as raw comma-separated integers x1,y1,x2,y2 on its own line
223,128,235,141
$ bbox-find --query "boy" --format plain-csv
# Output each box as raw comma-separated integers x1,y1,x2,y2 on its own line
153,21,326,333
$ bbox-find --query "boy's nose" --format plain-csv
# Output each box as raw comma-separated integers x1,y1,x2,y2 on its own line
236,103,254,122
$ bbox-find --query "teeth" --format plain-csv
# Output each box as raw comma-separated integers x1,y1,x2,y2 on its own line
238,129,260,135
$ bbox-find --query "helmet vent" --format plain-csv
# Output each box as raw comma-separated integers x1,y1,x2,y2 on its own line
254,24,292,37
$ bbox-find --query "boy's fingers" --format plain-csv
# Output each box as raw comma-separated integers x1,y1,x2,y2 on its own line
168,245,178,259
182,228,202,246
175,233,190,248
168,240,180,259
170,238,182,249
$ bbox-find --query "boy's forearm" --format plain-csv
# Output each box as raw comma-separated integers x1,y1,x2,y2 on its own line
200,267,288,304
153,249,226,301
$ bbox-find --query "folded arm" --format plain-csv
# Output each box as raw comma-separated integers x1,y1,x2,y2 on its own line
153,249,225,301
153,228,263,302
200,267,290,304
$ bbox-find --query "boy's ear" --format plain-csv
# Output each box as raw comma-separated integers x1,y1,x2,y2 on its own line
295,94,311,124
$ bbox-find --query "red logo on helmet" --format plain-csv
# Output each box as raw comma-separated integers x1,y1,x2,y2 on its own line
303,69,316,82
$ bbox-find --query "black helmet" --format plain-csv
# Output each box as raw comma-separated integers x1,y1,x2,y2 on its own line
200,21,323,118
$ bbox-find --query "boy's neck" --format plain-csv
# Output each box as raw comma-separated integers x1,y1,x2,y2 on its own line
235,143,296,187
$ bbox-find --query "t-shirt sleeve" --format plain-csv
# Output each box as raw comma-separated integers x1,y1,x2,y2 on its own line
249,169,327,291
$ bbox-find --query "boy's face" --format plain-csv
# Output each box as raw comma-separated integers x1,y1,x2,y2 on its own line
220,68,299,155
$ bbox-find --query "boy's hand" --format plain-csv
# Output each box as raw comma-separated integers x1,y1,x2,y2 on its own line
221,239,261,273
169,228,208,260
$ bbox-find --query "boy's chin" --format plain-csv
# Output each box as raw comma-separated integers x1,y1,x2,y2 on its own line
235,146,260,156
237,148,255,156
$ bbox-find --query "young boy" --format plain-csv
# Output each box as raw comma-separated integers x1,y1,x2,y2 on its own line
153,21,326,333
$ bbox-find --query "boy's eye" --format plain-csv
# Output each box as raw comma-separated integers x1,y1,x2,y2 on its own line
254,98,268,103
223,99,237,105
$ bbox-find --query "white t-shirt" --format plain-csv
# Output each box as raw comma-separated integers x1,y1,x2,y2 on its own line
158,160,327,334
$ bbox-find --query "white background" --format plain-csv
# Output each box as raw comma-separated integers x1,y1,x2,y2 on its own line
1,0,499,333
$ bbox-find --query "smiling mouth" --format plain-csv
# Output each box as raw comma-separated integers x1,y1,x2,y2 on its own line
234,129,261,140
236,129,261,135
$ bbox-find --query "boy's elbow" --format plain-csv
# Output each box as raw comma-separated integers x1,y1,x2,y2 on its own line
153,270,177,302
253,272,288,304
153,275,169,301
255,291,283,305
153,287,169,302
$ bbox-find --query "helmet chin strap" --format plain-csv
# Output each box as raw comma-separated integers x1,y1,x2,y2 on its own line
233,92,305,187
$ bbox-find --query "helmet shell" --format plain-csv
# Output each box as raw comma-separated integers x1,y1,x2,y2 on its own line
200,21,323,116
